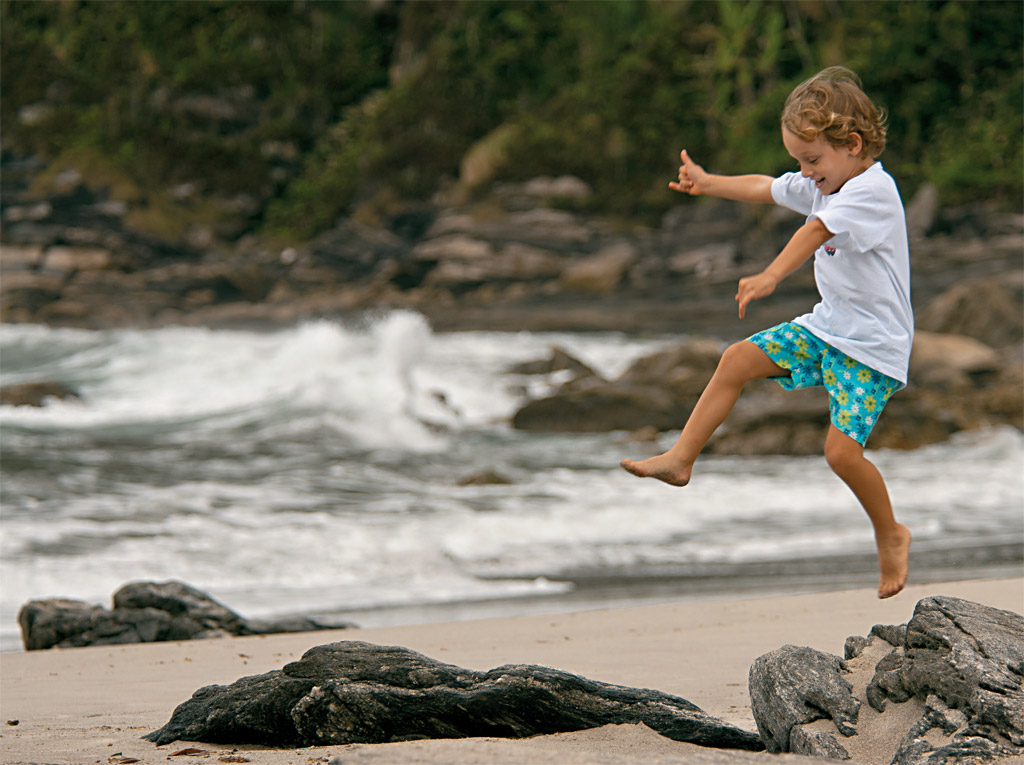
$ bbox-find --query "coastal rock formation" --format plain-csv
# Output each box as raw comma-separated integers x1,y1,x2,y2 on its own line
509,329,1022,452
506,345,597,377
510,337,718,434
17,580,353,650
748,645,860,757
146,640,764,751
0,380,79,407
2,149,1019,343
749,596,1024,763
866,596,1024,763
916,273,1024,349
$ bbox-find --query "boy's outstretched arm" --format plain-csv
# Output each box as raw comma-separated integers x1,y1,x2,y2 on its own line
736,218,833,318
669,150,774,203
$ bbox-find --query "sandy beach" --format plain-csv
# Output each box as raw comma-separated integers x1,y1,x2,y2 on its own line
2,576,1021,764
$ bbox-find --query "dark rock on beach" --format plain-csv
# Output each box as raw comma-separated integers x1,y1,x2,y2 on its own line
17,580,353,650
748,645,860,756
879,597,1024,749
749,595,1024,763
144,596,1022,759
145,640,765,751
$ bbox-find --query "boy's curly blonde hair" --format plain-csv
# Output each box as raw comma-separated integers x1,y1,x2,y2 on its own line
782,66,887,158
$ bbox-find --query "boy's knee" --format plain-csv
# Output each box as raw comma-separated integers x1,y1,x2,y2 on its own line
825,435,862,476
716,341,742,364
712,343,746,384
714,340,785,386
716,341,758,376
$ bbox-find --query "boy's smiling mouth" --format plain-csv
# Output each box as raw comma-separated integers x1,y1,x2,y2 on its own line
782,128,873,196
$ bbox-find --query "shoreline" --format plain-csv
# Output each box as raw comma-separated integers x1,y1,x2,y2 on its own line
4,550,1020,655
2,577,1021,764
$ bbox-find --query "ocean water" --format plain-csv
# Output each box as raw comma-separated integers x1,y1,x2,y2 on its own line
1,312,1022,652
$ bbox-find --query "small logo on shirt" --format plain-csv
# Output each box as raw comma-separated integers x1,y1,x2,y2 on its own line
824,245,837,257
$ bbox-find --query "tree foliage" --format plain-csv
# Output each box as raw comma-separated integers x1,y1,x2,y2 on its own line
2,0,1020,242
1,0,396,193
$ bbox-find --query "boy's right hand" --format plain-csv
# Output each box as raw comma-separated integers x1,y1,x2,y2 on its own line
735,271,778,319
669,149,710,195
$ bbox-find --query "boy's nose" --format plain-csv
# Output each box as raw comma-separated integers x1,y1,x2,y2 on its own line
801,166,814,177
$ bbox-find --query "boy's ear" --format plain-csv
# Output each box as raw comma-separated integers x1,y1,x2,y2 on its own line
847,132,864,156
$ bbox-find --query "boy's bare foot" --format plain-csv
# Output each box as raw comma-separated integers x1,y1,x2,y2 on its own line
876,523,911,599
619,454,692,487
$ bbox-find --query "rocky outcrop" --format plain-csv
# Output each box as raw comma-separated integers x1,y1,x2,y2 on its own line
3,148,1020,343
750,596,1024,763
870,332,1022,450
749,645,860,756
866,597,1024,752
916,273,1023,349
0,381,79,407
145,640,764,751
511,337,721,434
17,580,353,650
513,380,689,433
509,329,1022,452
506,345,597,377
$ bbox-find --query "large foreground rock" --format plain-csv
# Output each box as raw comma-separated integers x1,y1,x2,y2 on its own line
749,596,1024,763
18,580,352,650
870,596,1024,762
145,640,764,751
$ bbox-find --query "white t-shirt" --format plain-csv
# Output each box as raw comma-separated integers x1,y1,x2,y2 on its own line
770,162,913,384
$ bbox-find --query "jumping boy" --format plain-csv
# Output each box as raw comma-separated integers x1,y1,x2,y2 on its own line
621,66,913,599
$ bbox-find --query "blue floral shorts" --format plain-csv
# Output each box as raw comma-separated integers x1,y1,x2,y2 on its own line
747,322,902,445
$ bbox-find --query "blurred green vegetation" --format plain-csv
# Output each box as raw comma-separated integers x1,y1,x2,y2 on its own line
2,0,1020,242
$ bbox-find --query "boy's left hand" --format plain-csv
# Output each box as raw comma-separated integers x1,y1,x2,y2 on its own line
736,272,778,318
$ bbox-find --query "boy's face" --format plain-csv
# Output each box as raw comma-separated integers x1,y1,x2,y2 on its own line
782,129,869,196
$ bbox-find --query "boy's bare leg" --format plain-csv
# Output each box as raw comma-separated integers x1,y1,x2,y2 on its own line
824,425,911,599
620,341,786,486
